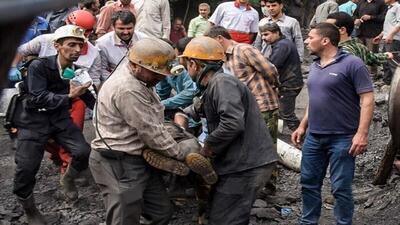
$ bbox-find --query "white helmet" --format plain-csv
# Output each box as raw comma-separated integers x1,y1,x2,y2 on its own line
53,24,86,43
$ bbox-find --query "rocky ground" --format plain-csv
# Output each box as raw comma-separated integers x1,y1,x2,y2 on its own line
1,68,400,224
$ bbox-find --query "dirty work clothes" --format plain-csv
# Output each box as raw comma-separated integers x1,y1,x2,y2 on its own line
12,55,92,198
300,133,355,225
45,98,86,174
203,71,278,175
209,163,276,225
91,60,182,159
14,124,90,199
89,150,172,225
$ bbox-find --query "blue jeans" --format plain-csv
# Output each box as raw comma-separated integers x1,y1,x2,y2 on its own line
300,133,355,225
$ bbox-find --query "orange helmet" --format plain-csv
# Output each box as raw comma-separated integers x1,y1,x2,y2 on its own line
179,36,224,61
66,10,96,31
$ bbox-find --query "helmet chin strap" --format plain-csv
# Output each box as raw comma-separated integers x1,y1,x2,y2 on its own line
194,61,223,94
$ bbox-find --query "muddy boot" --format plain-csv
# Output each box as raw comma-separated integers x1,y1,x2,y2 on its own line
143,149,190,176
60,165,79,201
185,153,218,185
18,194,47,225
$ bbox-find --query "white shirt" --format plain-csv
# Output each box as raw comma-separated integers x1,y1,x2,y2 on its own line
209,1,259,33
18,33,102,85
95,31,147,81
133,0,171,39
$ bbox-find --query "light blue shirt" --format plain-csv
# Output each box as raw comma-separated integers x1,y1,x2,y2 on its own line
339,1,357,16
156,70,200,128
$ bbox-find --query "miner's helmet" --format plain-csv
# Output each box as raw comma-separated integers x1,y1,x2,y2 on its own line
53,24,87,43
179,36,225,61
128,37,176,76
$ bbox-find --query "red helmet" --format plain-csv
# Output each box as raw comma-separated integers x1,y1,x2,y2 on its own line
66,10,96,30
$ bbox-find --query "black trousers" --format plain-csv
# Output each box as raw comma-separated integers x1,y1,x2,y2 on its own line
208,163,276,225
279,89,301,129
13,122,90,198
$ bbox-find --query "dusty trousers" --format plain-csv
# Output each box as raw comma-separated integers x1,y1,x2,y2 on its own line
45,98,86,174
89,150,173,225
13,122,90,199
208,163,276,225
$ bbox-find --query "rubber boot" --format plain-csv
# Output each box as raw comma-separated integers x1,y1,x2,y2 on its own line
18,194,47,225
178,139,217,185
143,149,190,176
60,165,79,201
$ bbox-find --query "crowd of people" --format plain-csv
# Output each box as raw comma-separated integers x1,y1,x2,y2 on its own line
5,0,400,224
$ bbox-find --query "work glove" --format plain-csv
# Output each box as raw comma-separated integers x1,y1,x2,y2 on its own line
8,67,22,81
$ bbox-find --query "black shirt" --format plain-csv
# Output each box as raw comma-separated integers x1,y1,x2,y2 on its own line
354,0,387,38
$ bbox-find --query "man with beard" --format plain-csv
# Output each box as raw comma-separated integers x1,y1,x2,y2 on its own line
96,10,146,83
12,25,92,224
90,37,216,225
292,23,374,225
95,0,136,37
254,0,304,59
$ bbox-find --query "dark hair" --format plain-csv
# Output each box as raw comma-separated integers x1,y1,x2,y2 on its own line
173,17,183,23
266,0,282,4
80,0,96,9
204,26,232,40
175,37,193,54
327,12,354,36
313,23,340,47
258,22,282,36
111,10,136,26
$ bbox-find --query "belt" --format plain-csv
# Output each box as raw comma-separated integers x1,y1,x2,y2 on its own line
94,148,142,160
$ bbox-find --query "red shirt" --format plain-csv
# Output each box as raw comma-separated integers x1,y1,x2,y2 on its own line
170,29,186,44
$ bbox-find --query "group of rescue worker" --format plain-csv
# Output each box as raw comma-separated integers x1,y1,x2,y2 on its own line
5,0,391,225
8,2,278,224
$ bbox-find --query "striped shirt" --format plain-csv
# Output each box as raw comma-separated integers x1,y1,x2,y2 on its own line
224,43,279,112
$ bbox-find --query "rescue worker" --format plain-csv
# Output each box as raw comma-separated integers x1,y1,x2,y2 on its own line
89,37,216,225
12,10,101,175
13,25,93,224
179,36,278,225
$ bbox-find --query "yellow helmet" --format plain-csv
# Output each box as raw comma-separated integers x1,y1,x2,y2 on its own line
128,38,176,76
53,25,86,43
180,36,225,61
